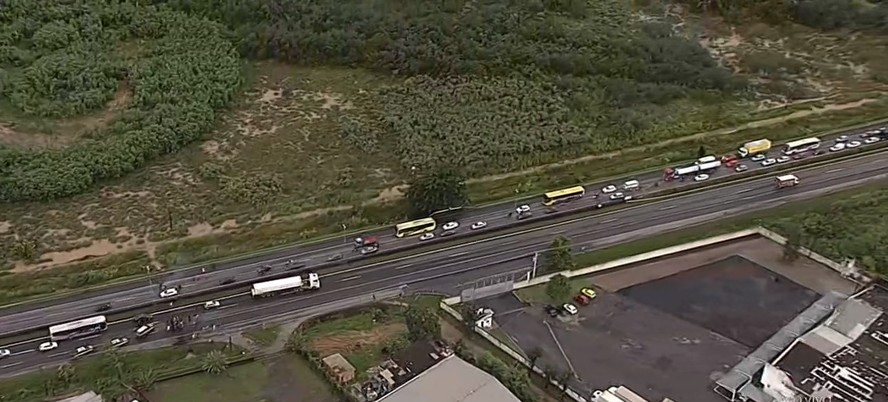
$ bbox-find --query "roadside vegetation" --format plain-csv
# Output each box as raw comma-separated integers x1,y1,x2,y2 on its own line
0,343,243,402
3,0,888,297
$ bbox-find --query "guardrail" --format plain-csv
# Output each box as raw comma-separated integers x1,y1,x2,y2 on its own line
3,142,887,340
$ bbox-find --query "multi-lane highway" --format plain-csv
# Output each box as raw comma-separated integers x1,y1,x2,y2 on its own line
1,126,885,338
1,148,887,376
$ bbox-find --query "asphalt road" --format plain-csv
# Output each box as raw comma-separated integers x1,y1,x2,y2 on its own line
1,149,887,376
2,125,886,338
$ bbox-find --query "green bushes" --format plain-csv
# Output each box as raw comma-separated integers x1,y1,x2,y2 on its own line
0,0,243,202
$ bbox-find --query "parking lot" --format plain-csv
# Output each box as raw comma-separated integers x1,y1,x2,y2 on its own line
483,235,858,401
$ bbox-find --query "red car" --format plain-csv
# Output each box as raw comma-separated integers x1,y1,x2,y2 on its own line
574,294,591,305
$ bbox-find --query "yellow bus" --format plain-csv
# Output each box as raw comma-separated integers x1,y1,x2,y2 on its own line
395,217,437,238
542,186,586,206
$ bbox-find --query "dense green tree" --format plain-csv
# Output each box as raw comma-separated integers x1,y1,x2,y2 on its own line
405,168,468,218
546,274,572,303
404,302,441,341
544,236,575,273
697,146,707,159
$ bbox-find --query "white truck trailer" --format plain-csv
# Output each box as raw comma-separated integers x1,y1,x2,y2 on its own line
251,273,321,297
775,174,799,188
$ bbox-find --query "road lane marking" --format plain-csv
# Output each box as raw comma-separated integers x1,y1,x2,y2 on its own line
826,168,844,173
11,349,33,356
1,362,22,368
740,195,758,201
339,275,362,282
395,264,413,270
450,252,468,257
735,188,754,194
600,218,617,224
658,205,675,210
49,351,68,358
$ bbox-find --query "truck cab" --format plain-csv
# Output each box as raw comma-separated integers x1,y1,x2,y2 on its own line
775,174,799,188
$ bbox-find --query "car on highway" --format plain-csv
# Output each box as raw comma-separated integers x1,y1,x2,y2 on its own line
38,341,58,352
419,233,435,241
734,164,748,173
95,303,112,312
133,314,153,327
110,337,129,348
159,288,179,298
219,277,236,285
543,305,560,317
360,244,379,255
441,230,456,237
470,221,487,230
442,221,459,231
601,185,617,193
204,300,221,309
865,136,881,144
135,323,157,339
609,192,625,200
581,288,597,299
776,156,791,164
257,265,272,275
847,140,862,149
694,174,709,182
73,345,95,359
0,349,10,359
761,158,777,167
516,211,533,220
836,135,849,142
830,143,846,152
562,303,578,315
516,204,531,214
750,154,767,162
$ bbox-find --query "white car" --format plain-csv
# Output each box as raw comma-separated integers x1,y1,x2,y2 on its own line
847,140,862,148
204,300,221,309
776,156,791,163
159,288,179,298
441,221,459,231
562,304,578,315
836,135,849,142
609,192,625,200
694,174,709,182
516,204,531,214
110,337,129,348
865,136,880,144
601,185,617,193
0,349,10,359
419,233,435,241
750,154,767,162
38,342,58,352
470,221,487,230
761,158,776,167
829,143,846,152
73,345,95,358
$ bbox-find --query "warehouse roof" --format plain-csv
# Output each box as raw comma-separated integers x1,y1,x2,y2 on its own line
378,354,520,402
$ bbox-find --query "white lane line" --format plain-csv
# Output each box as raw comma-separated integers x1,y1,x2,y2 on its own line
659,205,675,210
395,264,413,271
450,252,468,257
826,168,844,174
49,351,68,358
600,218,617,224
11,349,34,356
339,275,361,282
735,188,754,194
740,195,758,201
218,304,239,310
1,362,22,368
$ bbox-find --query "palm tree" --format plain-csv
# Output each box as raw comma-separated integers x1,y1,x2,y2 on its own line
131,368,158,392
200,350,228,375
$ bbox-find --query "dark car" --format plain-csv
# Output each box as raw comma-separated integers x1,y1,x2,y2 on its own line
517,211,533,220
440,230,456,237
95,303,112,312
543,304,560,317
256,265,272,275
219,277,236,285
133,314,153,327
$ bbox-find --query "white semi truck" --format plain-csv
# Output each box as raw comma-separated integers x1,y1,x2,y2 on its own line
251,273,321,297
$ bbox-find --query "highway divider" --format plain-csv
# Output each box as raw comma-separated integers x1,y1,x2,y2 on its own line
2,144,886,340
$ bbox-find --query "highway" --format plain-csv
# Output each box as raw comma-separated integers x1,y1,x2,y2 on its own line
1,126,885,338
1,148,887,376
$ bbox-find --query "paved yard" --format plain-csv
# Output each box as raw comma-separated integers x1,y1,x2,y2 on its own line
494,292,745,402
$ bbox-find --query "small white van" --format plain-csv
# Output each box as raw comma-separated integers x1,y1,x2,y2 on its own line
623,180,640,191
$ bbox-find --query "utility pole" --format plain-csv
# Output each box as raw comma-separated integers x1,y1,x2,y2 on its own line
531,252,539,280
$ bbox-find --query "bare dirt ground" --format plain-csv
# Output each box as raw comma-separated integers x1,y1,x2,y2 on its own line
310,322,406,356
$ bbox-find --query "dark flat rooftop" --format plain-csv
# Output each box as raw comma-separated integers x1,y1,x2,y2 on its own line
619,255,820,347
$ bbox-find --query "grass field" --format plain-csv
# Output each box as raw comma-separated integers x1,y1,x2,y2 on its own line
2,1,888,302
243,324,282,348
148,354,337,402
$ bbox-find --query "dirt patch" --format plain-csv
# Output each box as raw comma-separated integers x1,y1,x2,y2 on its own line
310,322,406,356
0,221,11,234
